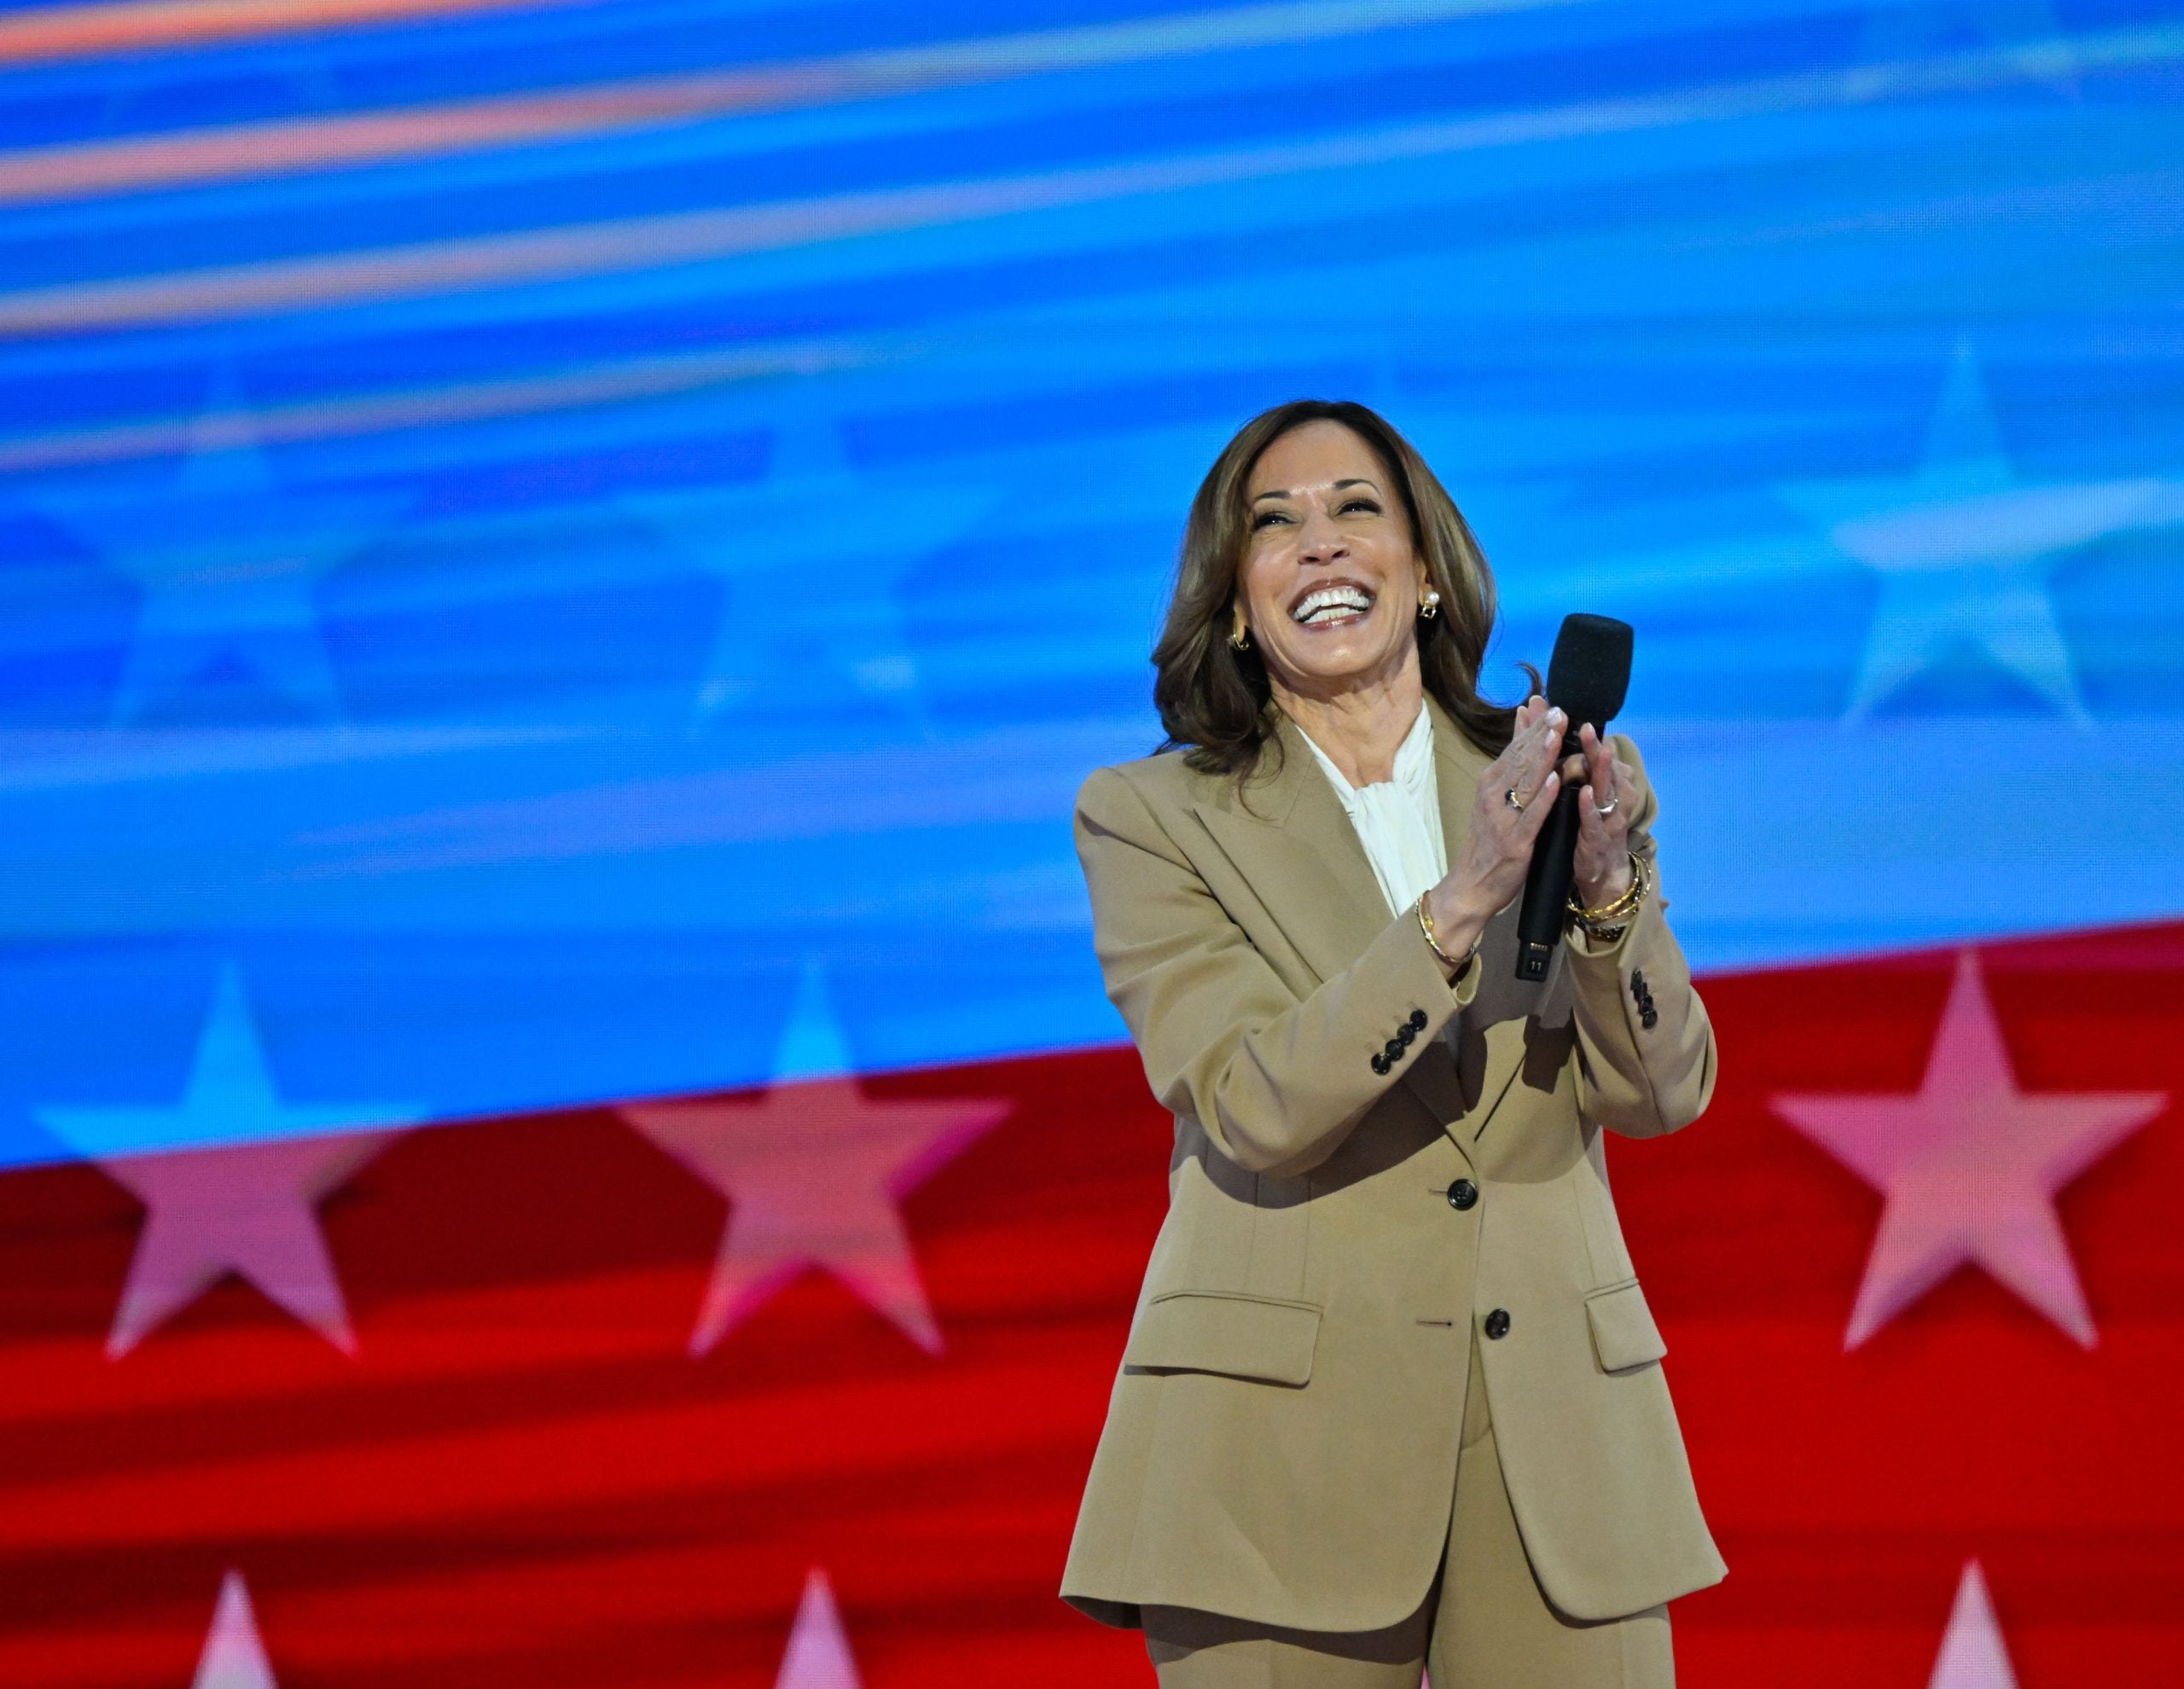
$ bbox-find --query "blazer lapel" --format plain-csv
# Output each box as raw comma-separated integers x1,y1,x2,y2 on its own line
1412,699,1557,1141
1426,694,1491,883
1191,699,1534,1146
1399,699,1494,1126
1192,712,1391,990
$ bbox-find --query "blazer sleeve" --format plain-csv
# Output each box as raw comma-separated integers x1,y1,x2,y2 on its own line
1563,734,1718,1139
1074,762,1479,1179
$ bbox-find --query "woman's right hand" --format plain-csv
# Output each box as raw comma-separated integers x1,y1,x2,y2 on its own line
1422,696,1566,969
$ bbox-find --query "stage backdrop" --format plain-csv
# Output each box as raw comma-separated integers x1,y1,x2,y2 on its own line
1,0,2180,1682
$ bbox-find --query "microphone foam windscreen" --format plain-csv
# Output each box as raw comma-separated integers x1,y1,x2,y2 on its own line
1543,613,1634,734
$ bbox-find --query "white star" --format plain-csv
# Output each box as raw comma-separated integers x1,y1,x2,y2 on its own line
190,1570,279,1689
1770,949,2164,1349
1777,337,2164,723
34,376,404,725
624,417,993,723
775,1569,863,1689
34,964,427,1355
619,961,1008,1355
1928,1561,2018,1689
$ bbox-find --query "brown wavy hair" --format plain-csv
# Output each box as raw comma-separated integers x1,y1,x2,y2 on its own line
1153,398,1519,775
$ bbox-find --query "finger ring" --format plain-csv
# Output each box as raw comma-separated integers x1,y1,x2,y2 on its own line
1594,794,1618,818
1505,785,1526,812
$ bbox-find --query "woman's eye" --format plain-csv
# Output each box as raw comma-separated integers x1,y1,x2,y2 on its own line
1340,499,1380,515
1251,510,1291,529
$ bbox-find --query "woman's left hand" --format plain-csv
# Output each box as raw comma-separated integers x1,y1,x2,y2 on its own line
1565,724,1638,909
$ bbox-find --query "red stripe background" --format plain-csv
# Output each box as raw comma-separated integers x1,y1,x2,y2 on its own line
1,921,2178,1684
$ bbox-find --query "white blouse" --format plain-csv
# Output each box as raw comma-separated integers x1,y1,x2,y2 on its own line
1295,703,1446,919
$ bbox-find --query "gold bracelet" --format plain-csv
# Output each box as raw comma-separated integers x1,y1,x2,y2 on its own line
1568,850,1651,932
1417,891,1478,977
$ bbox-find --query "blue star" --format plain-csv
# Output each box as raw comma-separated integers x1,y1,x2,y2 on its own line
625,417,996,725
1776,338,2164,723
35,380,405,726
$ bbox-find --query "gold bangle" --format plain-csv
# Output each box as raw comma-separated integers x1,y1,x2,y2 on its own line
1417,891,1478,977
1569,850,1651,930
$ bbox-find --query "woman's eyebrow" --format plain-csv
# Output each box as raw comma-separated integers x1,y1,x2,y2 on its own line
1250,478,1379,504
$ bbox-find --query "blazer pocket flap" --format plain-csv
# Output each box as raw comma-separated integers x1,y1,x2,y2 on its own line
1585,1279,1667,1373
1124,1291,1321,1387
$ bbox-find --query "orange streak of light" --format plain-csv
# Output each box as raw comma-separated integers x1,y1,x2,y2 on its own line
0,0,596,68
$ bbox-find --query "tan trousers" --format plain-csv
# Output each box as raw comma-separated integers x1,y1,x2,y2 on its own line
1142,1334,1674,1688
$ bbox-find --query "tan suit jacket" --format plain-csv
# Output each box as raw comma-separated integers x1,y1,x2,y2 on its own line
1060,696,1726,1634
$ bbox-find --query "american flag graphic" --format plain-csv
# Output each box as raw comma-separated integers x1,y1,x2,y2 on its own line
5,930,2181,1682
3,0,2181,1681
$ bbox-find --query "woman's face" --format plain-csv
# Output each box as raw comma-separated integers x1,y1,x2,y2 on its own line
1234,419,1432,699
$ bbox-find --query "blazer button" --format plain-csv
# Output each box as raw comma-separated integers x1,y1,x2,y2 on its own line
1397,1023,1416,1047
1484,1308,1512,1340
1447,1179,1478,1211
1384,1038,1403,1060
1371,1053,1390,1074
1408,1008,1428,1031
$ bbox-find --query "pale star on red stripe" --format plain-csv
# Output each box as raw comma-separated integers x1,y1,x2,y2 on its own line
1926,1561,2018,1689
621,1075,1010,1357
189,1570,276,1689
620,962,1010,1356
34,964,424,1356
1771,949,2164,1349
773,1569,863,1689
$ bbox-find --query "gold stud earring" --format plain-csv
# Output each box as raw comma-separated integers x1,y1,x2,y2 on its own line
1228,624,1252,651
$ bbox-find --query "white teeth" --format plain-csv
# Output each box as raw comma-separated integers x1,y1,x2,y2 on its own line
1292,586,1374,624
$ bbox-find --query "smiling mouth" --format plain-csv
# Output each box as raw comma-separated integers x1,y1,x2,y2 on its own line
1289,582,1375,626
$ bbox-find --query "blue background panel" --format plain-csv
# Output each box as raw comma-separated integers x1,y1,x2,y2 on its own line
1,0,2181,1163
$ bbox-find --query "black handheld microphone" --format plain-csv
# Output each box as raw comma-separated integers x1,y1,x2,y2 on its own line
1513,613,1634,983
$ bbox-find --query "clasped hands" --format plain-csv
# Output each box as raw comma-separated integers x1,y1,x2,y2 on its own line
1419,694,1637,978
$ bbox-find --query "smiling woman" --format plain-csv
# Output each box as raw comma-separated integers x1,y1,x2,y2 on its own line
1152,399,1515,781
1062,399,1724,1686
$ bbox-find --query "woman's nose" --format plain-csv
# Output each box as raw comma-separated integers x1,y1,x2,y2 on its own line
1296,504,1346,560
